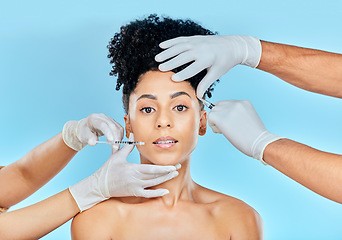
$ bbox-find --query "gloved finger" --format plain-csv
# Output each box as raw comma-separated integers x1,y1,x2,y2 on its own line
171,61,208,82
78,125,97,146
135,172,170,180
87,134,99,146
135,189,170,198
142,171,179,188
159,36,188,49
208,120,222,134
114,140,135,156
97,122,123,153
87,114,105,136
111,144,120,154
213,99,236,107
196,68,221,99
137,164,181,179
207,100,244,134
103,121,124,153
158,51,197,73
101,122,122,143
115,133,135,156
137,163,181,175
91,115,124,143
88,121,107,145
155,43,190,63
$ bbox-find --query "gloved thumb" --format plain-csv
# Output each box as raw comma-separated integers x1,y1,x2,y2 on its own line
115,133,135,157
88,134,98,146
111,143,120,154
196,70,218,99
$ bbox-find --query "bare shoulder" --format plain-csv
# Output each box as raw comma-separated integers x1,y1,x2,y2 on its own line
218,197,263,240
196,184,264,240
71,199,122,240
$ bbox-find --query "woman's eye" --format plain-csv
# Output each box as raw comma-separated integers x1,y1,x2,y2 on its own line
174,105,188,112
140,107,154,114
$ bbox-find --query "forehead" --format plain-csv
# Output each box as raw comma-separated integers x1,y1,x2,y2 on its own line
133,70,196,97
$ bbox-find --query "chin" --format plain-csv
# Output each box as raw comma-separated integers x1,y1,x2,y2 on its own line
139,152,187,166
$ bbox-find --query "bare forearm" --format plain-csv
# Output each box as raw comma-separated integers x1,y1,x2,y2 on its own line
0,189,79,240
258,41,342,98
264,139,342,203
19,133,77,187
0,133,77,207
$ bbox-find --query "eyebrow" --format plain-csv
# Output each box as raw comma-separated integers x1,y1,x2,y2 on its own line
136,94,156,102
170,91,191,99
136,91,192,102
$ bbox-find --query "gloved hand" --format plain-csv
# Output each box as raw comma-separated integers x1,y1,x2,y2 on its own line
208,100,282,164
62,113,123,151
155,35,262,98
69,133,181,212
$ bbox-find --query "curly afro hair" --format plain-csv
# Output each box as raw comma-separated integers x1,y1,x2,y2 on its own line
107,14,217,113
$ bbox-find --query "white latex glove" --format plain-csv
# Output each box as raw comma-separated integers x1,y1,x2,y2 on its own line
62,113,123,152
155,35,262,98
208,100,282,164
69,134,181,212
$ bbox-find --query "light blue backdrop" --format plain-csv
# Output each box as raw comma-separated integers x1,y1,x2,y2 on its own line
1,0,342,239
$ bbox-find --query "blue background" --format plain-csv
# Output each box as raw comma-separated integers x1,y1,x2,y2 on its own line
1,0,342,239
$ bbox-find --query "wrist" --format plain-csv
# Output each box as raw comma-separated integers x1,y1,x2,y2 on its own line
69,175,108,212
65,189,82,214
251,131,284,165
262,138,290,166
239,36,262,68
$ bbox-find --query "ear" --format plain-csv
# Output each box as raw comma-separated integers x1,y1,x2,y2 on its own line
199,110,207,136
124,115,132,138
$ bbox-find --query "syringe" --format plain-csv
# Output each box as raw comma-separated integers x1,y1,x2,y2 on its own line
200,98,215,109
96,141,145,145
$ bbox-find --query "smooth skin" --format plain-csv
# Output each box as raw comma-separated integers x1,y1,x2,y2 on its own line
71,71,263,240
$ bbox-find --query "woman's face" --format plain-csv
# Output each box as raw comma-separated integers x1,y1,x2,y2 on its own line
124,70,207,165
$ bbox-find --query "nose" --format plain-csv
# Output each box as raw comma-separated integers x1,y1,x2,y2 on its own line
155,110,173,129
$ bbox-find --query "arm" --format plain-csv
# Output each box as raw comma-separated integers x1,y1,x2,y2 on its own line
208,100,342,204
263,138,342,204
0,113,124,208
0,139,179,239
156,35,342,99
258,41,342,98
0,133,76,208
0,189,79,240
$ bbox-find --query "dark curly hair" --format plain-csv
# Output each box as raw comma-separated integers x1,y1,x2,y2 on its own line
107,14,217,113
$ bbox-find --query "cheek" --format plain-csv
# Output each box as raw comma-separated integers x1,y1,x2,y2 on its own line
130,118,150,141
176,113,200,145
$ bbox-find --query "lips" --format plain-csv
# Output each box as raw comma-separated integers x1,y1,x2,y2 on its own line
153,136,178,149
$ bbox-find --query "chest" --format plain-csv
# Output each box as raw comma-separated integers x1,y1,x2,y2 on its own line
112,204,230,240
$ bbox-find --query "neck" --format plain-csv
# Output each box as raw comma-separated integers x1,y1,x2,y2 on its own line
144,158,195,207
